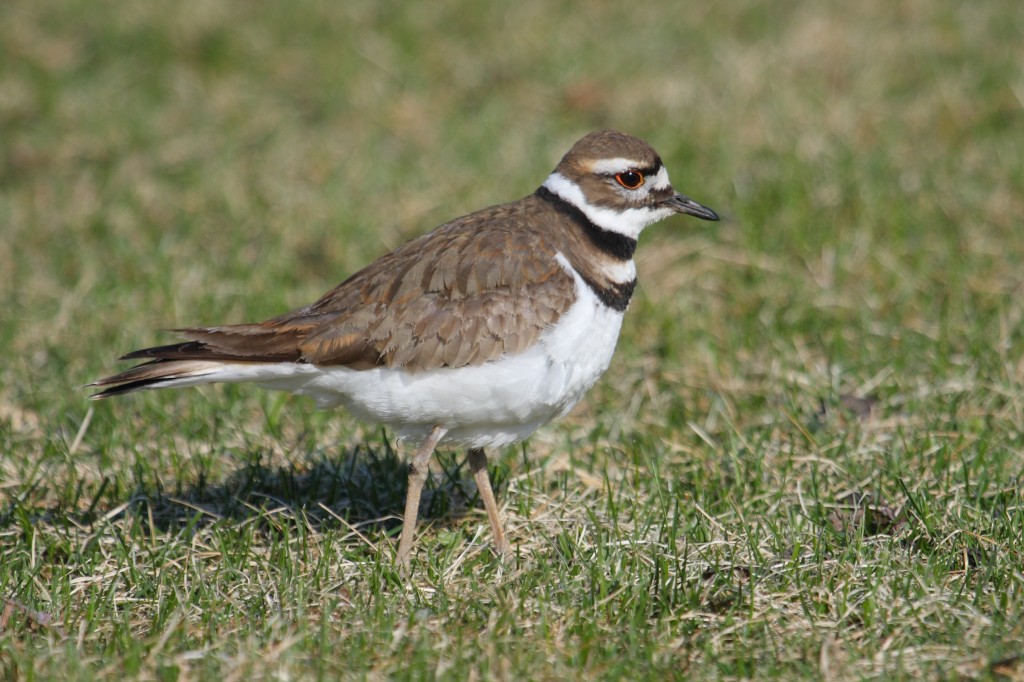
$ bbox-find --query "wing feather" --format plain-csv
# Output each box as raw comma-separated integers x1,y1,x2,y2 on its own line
96,197,578,383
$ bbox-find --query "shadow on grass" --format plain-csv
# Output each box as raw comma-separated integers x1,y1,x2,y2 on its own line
2,443,506,542
139,445,507,538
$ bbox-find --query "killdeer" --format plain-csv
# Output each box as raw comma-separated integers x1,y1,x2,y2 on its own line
90,130,719,568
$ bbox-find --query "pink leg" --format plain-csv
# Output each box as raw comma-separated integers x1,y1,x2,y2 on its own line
396,425,447,570
468,448,510,557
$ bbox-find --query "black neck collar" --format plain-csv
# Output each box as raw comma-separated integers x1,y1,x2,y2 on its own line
536,185,637,261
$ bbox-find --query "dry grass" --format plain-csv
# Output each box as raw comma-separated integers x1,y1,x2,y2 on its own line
2,0,1023,679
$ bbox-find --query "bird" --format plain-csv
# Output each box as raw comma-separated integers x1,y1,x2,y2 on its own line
90,129,719,568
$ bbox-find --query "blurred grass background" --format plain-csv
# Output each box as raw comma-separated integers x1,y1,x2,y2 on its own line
2,0,1023,679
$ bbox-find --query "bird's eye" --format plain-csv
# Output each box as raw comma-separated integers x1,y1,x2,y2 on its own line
615,170,644,189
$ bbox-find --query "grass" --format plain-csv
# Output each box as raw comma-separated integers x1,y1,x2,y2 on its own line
2,0,1023,678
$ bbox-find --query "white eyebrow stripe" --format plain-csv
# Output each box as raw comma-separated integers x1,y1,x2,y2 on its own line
588,158,648,174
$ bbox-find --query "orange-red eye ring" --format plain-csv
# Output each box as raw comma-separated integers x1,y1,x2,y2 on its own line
615,170,644,189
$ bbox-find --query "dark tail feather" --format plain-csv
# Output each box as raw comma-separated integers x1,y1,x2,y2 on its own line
121,332,303,363
89,324,307,399
88,357,225,399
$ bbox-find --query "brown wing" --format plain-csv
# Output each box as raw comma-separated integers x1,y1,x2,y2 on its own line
162,198,576,372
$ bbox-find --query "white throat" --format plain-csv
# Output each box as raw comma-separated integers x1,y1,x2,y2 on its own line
542,172,675,240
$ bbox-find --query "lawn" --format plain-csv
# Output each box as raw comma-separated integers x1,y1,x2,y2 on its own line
2,0,1023,679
